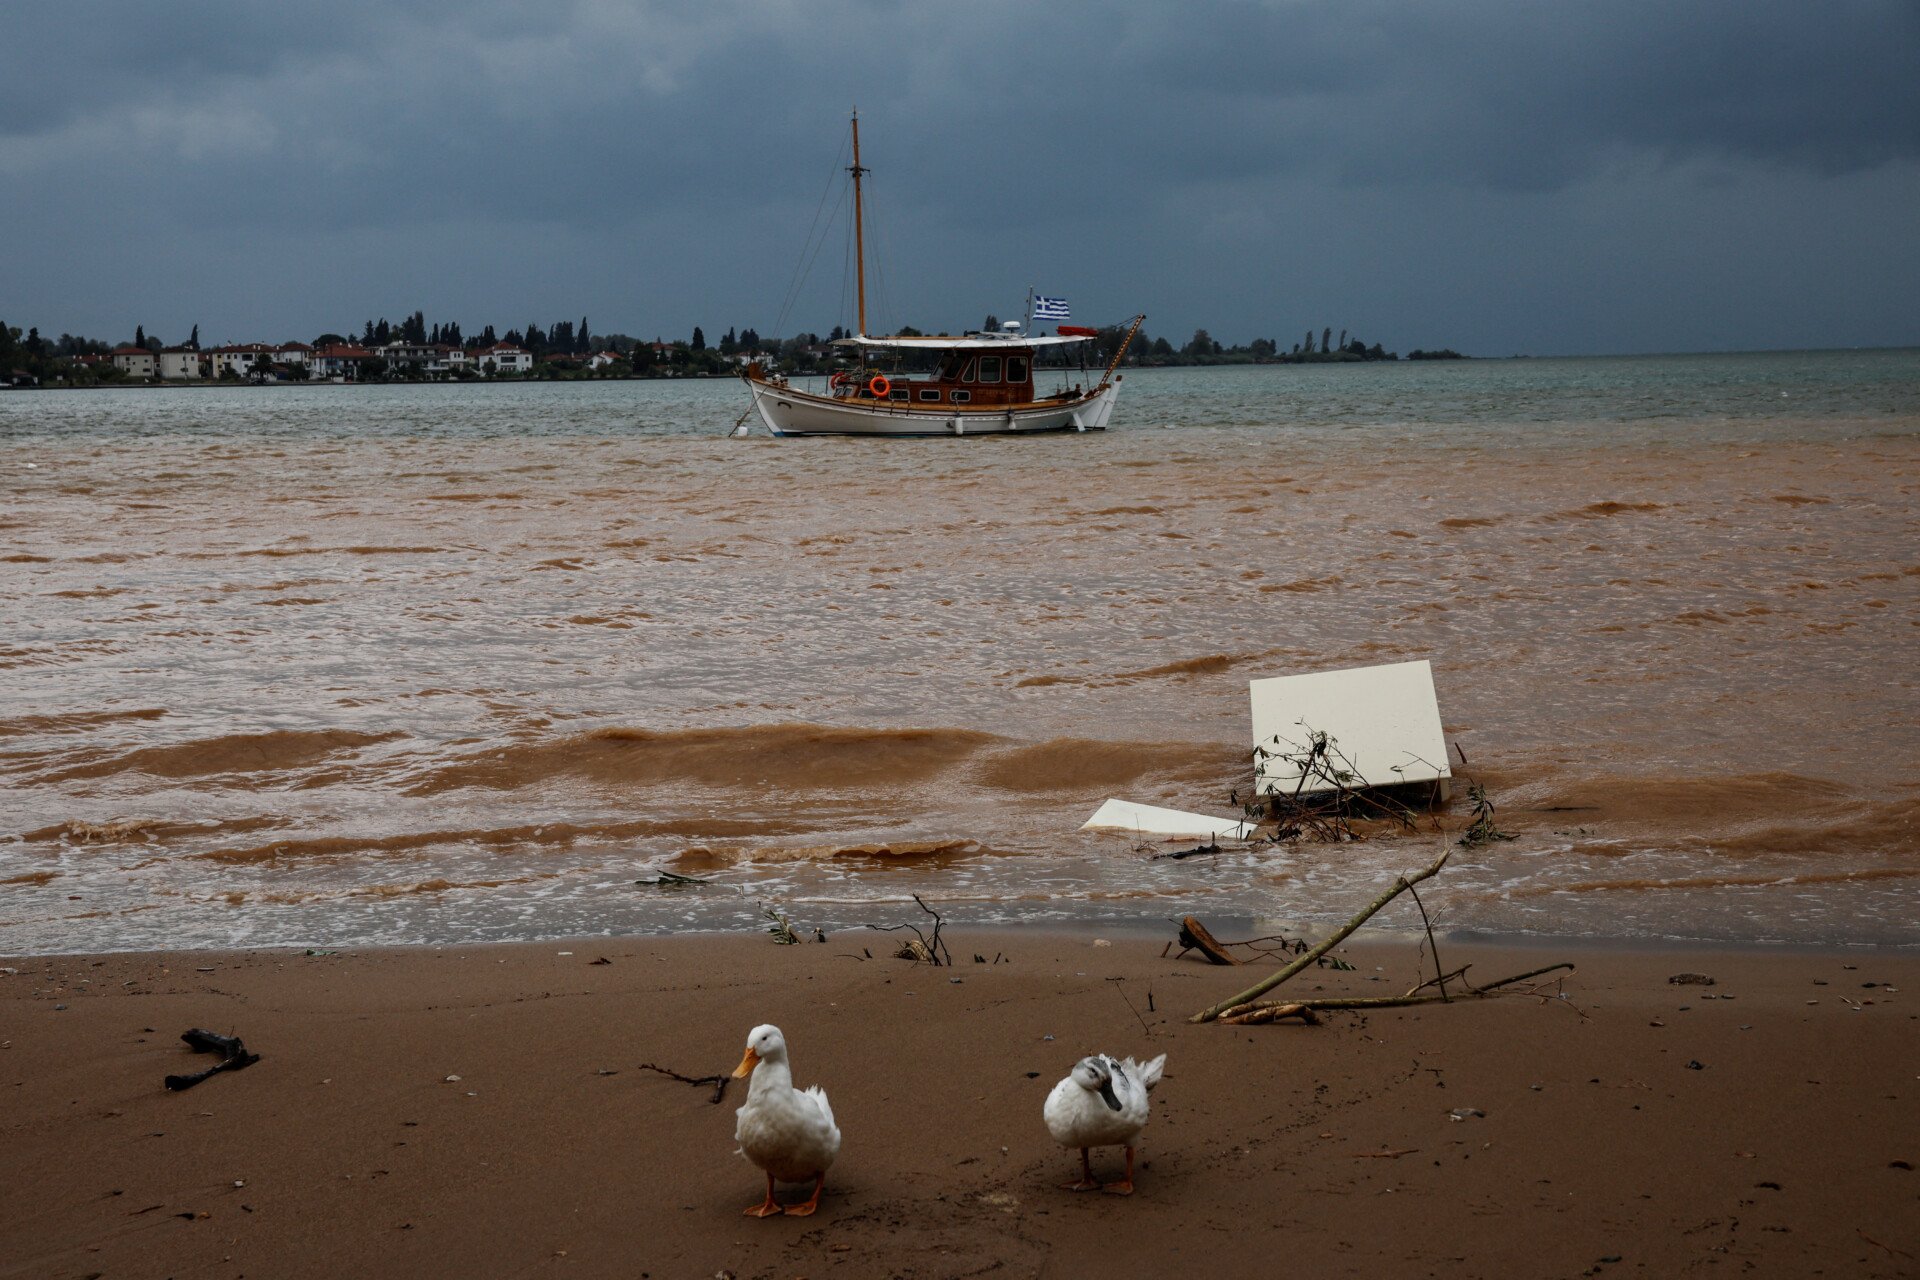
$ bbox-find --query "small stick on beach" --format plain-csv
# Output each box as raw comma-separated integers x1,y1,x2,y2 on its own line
637,1061,731,1105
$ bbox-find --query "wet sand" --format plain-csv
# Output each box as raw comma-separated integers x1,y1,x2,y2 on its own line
4,929,1916,1278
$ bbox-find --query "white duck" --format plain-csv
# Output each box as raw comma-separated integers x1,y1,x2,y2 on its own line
1043,1052,1166,1194
731,1023,841,1217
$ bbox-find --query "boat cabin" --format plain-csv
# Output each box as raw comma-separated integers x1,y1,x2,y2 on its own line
818,330,1102,409
837,347,1039,406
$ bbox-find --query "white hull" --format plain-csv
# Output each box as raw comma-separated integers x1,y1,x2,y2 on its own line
746,377,1120,437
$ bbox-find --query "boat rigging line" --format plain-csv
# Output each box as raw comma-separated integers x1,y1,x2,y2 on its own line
767,126,854,344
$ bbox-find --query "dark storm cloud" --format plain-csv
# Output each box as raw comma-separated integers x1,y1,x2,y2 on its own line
4,2,1917,353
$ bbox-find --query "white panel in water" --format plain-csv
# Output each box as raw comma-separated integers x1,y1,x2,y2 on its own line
1249,660,1451,795
1080,799,1255,839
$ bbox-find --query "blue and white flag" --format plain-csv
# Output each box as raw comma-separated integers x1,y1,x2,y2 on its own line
1033,296,1070,320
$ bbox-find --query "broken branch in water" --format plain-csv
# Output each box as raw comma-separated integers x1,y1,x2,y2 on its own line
862,893,952,966
1153,840,1223,861
1245,728,1435,843
637,1061,731,1105
1456,781,1517,848
638,871,709,888
1191,847,1452,1023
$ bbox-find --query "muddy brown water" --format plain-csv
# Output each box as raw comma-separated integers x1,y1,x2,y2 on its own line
3,353,1917,952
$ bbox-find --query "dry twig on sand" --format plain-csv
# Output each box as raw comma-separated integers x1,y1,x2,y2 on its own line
863,894,952,966
637,1061,731,1105
1214,963,1575,1022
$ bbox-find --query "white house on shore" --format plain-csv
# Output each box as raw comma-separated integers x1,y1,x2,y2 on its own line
158,348,204,379
310,344,376,379
208,343,277,378
377,341,477,375
111,346,156,378
474,343,532,374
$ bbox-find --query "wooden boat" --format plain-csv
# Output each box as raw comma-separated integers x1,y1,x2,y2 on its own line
741,115,1142,438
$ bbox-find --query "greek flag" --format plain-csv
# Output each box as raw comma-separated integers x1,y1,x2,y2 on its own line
1033,296,1070,320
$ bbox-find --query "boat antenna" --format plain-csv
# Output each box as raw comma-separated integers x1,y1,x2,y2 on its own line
850,110,869,338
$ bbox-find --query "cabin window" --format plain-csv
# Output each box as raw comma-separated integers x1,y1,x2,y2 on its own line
976,356,1002,383
918,389,942,402
1006,356,1030,383
889,387,910,401
949,390,972,403
959,358,977,383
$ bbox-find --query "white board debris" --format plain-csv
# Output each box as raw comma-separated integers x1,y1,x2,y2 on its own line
1249,659,1451,797
1080,799,1255,840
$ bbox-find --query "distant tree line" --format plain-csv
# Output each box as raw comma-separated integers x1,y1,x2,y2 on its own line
3,309,1461,389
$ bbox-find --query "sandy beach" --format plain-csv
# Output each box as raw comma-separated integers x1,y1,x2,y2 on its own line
4,928,1915,1278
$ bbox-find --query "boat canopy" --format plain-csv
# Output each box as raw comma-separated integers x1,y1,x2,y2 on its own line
831,332,1094,351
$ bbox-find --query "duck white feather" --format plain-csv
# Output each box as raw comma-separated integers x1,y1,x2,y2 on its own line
1043,1052,1165,1194
731,1024,841,1217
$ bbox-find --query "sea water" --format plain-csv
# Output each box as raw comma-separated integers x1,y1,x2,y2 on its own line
3,350,1916,954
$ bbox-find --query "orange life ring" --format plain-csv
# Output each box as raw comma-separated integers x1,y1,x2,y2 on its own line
829,371,851,389
868,375,891,398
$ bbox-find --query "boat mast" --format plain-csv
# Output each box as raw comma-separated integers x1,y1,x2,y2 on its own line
850,111,869,338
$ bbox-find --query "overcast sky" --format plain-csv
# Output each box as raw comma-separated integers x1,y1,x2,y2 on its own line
5,1,1917,356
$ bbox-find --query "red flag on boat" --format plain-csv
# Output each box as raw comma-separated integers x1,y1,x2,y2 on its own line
1056,325,1099,337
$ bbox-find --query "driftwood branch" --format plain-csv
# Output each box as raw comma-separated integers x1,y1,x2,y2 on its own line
1191,847,1452,1023
1172,916,1241,965
1167,921,1354,969
163,1028,260,1092
1218,1002,1321,1026
1217,963,1576,1019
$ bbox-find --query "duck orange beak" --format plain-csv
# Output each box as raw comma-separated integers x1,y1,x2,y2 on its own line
732,1046,761,1078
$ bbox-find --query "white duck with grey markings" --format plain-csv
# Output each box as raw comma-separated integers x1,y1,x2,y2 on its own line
1043,1052,1165,1194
